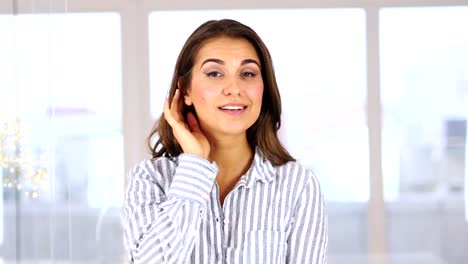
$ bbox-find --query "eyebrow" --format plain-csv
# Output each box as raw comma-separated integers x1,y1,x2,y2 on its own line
200,58,261,69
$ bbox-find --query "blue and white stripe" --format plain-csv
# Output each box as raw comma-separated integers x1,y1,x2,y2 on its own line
123,150,328,263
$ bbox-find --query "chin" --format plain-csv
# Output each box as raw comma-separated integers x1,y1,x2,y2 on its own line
203,123,250,138
200,117,257,137
219,126,249,136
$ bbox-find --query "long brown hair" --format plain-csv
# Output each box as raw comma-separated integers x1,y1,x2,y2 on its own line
148,19,294,166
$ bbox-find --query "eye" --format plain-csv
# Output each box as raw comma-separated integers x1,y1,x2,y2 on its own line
241,71,257,78
206,71,223,78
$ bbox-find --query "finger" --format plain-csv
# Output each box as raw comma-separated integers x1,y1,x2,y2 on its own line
171,89,182,121
163,98,175,125
186,111,201,133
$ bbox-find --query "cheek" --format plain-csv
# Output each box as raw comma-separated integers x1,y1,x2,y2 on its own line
248,83,264,104
196,91,211,104
190,85,215,106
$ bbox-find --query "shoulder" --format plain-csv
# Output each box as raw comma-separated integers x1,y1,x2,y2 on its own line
275,160,317,182
274,160,323,198
255,149,319,186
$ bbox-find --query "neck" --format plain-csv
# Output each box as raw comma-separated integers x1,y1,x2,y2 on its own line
208,134,254,179
207,134,254,205
210,138,252,166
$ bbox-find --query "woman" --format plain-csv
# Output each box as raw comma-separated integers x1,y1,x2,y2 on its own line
123,19,328,263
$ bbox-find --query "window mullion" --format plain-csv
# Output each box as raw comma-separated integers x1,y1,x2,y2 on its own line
366,6,388,264
121,1,152,176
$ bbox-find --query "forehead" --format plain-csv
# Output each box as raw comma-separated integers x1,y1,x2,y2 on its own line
195,37,260,63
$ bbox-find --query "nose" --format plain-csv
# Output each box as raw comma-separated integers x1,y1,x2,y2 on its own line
222,78,241,96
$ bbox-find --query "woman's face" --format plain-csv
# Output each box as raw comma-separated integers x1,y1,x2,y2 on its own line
184,37,264,139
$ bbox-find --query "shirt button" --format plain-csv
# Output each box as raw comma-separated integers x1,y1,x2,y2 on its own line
215,217,220,222
223,219,229,224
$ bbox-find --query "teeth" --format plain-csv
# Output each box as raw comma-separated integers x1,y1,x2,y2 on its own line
221,106,244,110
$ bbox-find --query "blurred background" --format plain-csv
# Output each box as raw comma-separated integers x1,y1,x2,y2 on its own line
0,0,467,263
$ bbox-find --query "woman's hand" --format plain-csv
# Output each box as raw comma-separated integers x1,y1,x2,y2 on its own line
164,89,210,160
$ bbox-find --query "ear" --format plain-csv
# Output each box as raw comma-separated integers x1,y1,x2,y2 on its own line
184,90,193,106
179,79,193,106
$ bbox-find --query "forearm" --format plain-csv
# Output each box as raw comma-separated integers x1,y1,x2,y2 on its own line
127,199,204,263
124,154,217,263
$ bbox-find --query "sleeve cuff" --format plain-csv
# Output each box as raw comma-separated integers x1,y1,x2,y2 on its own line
167,154,218,207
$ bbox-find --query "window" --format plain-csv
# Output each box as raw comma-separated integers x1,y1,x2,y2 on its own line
148,9,368,260
0,13,124,262
381,7,468,201
380,7,468,263
149,8,368,202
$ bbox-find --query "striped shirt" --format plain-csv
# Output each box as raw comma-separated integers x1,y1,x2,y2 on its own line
123,149,328,263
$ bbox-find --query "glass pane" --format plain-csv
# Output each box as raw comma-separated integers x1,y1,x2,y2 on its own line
381,7,468,264
0,13,125,263
149,9,367,262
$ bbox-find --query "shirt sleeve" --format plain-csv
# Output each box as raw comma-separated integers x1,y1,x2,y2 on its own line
123,154,218,264
287,172,328,263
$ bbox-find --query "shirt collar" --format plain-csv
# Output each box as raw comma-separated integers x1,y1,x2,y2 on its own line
238,148,277,188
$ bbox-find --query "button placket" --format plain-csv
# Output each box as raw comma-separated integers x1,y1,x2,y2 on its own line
212,182,224,261
222,191,232,249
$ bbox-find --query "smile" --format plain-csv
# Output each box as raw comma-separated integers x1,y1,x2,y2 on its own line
218,104,248,115
219,106,247,110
